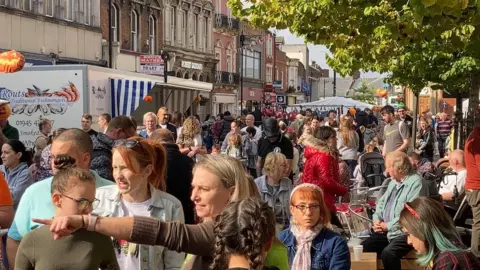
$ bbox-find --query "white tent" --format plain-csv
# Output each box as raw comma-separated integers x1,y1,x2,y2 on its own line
290,96,373,110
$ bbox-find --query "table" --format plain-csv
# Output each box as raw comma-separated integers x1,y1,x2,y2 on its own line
351,252,377,270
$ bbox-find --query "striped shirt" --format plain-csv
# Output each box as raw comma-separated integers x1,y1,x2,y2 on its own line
436,120,452,138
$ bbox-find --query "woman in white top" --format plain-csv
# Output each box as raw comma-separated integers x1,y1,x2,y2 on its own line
94,137,185,270
177,116,206,161
337,119,359,177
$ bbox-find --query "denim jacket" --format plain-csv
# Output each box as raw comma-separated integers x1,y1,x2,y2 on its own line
278,227,351,270
1,162,32,210
254,175,292,227
93,184,185,270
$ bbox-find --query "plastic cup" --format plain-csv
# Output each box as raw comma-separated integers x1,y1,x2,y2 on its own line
353,245,363,261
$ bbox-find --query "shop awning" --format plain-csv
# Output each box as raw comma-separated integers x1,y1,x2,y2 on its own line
110,78,154,117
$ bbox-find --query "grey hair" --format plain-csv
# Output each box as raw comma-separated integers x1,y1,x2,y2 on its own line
387,151,414,175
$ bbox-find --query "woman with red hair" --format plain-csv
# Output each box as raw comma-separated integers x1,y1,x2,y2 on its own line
94,136,185,270
278,184,350,269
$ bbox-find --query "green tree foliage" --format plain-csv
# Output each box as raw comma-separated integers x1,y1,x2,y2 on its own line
352,81,376,105
229,0,480,95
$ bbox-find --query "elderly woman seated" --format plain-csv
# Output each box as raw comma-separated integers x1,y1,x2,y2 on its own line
362,151,424,270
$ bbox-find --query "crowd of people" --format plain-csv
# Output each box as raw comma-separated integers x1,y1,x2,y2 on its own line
0,103,478,270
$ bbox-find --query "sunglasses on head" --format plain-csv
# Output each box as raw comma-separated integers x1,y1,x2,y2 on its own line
113,139,139,148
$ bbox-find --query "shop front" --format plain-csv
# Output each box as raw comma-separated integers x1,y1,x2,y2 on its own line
241,87,263,113
212,92,237,116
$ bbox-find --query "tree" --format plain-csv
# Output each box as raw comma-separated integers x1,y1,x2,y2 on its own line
352,81,376,105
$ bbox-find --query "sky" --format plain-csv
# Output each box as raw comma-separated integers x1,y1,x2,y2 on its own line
276,29,382,79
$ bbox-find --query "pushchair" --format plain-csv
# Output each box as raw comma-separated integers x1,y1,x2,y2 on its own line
355,152,386,188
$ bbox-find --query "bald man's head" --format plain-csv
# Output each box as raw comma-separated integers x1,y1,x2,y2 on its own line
449,149,465,170
245,114,255,127
150,128,175,144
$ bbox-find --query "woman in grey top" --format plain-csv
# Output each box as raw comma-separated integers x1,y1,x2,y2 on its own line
337,119,359,177
1,140,32,210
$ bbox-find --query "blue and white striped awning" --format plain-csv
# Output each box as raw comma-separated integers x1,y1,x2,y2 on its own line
110,78,154,117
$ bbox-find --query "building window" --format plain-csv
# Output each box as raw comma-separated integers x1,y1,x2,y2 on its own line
193,14,198,50
131,10,139,51
45,0,54,16
226,54,232,73
149,15,156,54
266,65,272,83
281,70,284,87
22,0,32,11
64,0,74,21
266,38,273,56
84,0,92,25
216,0,221,14
171,7,176,45
182,11,188,47
111,4,119,42
243,50,261,80
204,16,209,51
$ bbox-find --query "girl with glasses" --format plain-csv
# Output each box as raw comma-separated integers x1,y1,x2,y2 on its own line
15,164,119,269
278,184,350,270
400,197,479,269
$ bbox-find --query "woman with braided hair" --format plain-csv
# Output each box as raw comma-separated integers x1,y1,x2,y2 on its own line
210,197,278,270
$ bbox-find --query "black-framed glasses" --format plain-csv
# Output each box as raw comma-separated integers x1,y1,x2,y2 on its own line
113,139,139,148
62,194,99,210
294,204,321,213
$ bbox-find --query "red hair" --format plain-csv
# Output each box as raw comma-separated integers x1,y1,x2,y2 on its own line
290,186,330,225
114,136,166,191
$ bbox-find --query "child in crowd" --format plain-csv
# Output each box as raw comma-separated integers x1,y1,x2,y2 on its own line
297,125,312,146
210,197,278,270
243,127,258,178
15,160,119,269
211,144,221,156
225,133,242,159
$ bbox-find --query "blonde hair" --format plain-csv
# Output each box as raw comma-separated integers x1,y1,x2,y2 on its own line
143,112,158,124
339,119,354,147
263,152,287,176
228,134,242,147
194,155,253,201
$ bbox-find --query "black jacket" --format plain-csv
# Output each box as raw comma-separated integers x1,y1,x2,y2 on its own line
163,143,195,224
219,116,234,141
162,123,178,141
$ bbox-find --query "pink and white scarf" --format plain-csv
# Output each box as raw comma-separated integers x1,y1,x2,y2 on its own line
291,224,323,270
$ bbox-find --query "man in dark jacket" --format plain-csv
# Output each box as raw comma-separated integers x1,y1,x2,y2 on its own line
90,116,137,181
157,107,178,140
219,110,234,142
150,129,195,224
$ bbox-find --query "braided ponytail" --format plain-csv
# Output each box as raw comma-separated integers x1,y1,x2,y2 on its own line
209,197,276,270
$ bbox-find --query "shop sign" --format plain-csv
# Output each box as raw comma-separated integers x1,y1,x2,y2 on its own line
181,61,203,70
139,55,164,75
273,80,282,88
276,95,286,104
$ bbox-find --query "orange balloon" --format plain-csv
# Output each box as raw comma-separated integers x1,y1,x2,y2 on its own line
0,104,12,120
144,96,152,102
0,50,25,73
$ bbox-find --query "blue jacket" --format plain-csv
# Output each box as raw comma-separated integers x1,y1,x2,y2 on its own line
278,227,350,270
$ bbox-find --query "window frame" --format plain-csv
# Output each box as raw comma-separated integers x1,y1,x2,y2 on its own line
131,10,139,51
149,15,156,54
45,0,54,17
242,49,261,80
111,4,119,42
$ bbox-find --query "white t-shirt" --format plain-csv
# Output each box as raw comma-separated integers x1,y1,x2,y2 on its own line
439,169,467,197
115,199,152,270
160,124,167,129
